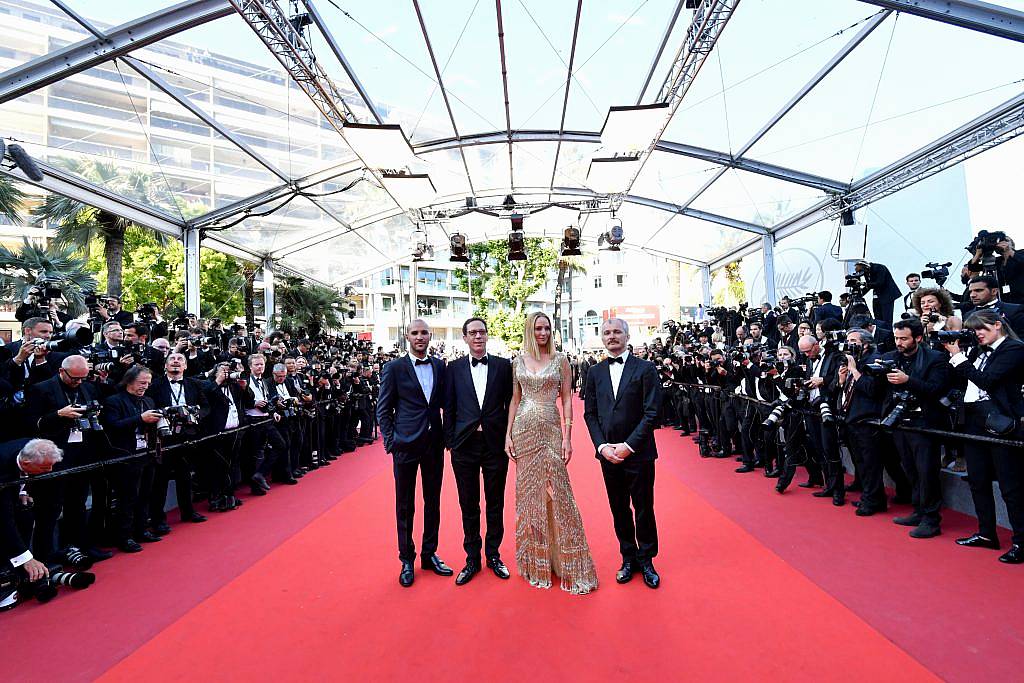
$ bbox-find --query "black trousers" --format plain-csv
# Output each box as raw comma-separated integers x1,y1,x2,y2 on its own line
112,457,155,542
29,444,92,561
393,438,444,563
963,401,1024,544
872,297,896,326
451,431,509,562
247,421,287,478
804,414,845,495
600,458,658,564
891,420,942,525
207,431,242,503
843,422,887,511
150,445,196,524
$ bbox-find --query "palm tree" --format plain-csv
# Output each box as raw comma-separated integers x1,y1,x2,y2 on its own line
31,159,169,297
275,276,347,338
0,238,97,316
553,253,587,349
0,175,26,225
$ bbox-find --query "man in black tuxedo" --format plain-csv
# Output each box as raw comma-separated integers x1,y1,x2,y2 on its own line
24,355,104,564
97,295,135,327
855,260,902,325
101,366,164,553
775,317,800,352
583,318,662,589
376,319,450,587
810,291,843,326
443,317,513,585
146,352,211,532
793,335,846,505
202,362,248,512
4,317,67,398
1,438,64,603
960,275,1024,333
239,354,287,496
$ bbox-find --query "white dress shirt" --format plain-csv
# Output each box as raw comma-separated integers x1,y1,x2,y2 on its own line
408,353,434,402
222,386,240,429
809,355,824,402
949,335,1005,403
167,377,186,407
469,354,488,409
246,374,268,416
599,350,634,456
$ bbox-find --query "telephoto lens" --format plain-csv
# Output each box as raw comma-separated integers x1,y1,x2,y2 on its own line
761,401,790,429
49,570,96,590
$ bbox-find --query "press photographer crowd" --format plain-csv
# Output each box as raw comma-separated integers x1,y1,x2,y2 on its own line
0,288,389,611
572,228,1024,568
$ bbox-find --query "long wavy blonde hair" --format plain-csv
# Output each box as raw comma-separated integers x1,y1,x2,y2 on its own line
522,311,554,361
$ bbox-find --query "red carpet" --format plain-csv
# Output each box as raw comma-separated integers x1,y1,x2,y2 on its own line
2,400,1016,681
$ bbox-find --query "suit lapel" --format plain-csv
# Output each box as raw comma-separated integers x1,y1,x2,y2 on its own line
601,360,615,405
482,355,496,409
614,355,638,405
401,356,427,405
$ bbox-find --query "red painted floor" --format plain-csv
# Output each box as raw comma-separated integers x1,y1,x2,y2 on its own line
2,401,1018,681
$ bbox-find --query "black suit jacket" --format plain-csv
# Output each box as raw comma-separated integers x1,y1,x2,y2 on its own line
3,341,67,390
865,262,902,303
804,350,842,405
872,324,896,353
950,338,1024,420
101,391,156,455
146,376,211,422
840,351,886,424
25,375,100,446
443,354,513,454
376,355,446,462
202,380,248,433
239,373,275,413
0,438,31,564
811,303,843,326
878,346,951,426
583,354,661,464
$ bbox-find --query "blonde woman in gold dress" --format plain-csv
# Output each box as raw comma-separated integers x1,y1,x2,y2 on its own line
504,311,598,594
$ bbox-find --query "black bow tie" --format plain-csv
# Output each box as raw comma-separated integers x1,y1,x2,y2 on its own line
472,356,488,367
169,379,181,385
415,358,430,366
979,345,993,353
609,356,624,365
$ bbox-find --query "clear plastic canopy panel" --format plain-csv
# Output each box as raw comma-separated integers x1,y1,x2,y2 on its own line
1,0,1022,287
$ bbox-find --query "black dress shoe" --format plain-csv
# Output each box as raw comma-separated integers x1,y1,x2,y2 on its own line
855,506,876,517
249,484,267,496
252,473,271,491
764,469,781,478
775,481,788,494
139,530,163,543
909,523,941,539
832,493,846,507
85,547,113,562
956,534,1000,550
998,544,1024,564
798,481,818,489
119,539,143,553
184,512,208,523
640,562,660,589
615,560,634,584
812,488,834,498
847,481,863,493
735,465,756,473
399,561,415,587
151,523,172,535
487,557,510,579
893,514,922,527
455,562,480,586
279,478,299,485
421,554,454,576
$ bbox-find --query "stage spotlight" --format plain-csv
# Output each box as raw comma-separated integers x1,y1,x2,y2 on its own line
450,233,469,262
508,230,527,261
840,207,856,226
346,300,357,319
598,217,624,251
561,227,582,256
509,213,524,231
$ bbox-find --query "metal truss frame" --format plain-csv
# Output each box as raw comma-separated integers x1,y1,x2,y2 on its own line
857,0,1024,42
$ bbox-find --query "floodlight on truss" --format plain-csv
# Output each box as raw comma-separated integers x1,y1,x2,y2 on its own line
449,233,469,263
343,123,417,169
412,224,434,262
598,103,670,155
561,227,582,256
586,156,642,194
598,216,625,251
381,173,437,210
508,230,527,261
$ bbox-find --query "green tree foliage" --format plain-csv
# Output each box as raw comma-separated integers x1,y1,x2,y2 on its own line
275,276,347,338
451,238,558,349
712,261,746,307
0,176,27,224
0,238,97,315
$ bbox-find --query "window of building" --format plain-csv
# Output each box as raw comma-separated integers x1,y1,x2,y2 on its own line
593,276,602,289
616,274,626,287
381,295,395,311
380,269,394,286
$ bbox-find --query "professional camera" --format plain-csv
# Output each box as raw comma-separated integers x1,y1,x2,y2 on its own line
921,262,952,287
814,397,835,425
933,329,978,348
864,358,898,377
0,566,96,608
70,401,103,432
845,272,867,298
89,345,131,373
966,229,1008,256
268,394,300,419
789,293,817,312
135,302,159,320
155,404,201,437
761,400,792,430
880,390,916,430
83,290,114,332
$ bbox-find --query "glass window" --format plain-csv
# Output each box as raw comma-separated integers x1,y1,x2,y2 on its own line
616,274,626,287
593,276,602,289
380,295,395,312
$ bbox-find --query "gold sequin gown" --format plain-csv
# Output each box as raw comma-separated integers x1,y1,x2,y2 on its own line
511,353,598,594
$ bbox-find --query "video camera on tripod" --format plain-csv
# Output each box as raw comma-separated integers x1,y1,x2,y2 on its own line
966,229,1009,280
921,262,952,288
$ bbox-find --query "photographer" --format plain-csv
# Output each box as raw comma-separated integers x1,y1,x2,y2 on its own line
799,332,846,506
1,438,64,608
943,309,1024,564
878,318,951,539
960,275,1024,333
268,363,301,485
702,349,740,458
4,317,66,395
966,230,1024,303
848,313,895,354
96,295,134,327
134,303,167,342
24,355,106,565
145,352,211,533
853,260,902,325
101,366,164,553
810,291,843,326
240,354,286,496
775,317,800,354
123,322,165,375
837,329,910,516
202,362,248,512
910,288,963,335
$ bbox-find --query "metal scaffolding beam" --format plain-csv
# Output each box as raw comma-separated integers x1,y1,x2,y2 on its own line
0,0,232,103
547,0,585,197
636,0,686,105
183,227,201,314
858,0,1024,42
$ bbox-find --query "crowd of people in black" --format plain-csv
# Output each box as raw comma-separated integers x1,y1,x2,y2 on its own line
1,296,391,611
572,245,1024,570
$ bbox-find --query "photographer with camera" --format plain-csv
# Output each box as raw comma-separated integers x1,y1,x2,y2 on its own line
775,317,800,355
701,349,741,459
24,355,108,565
268,363,301,485
1,438,68,610
875,318,951,538
942,309,1024,563
959,275,1024,333
836,329,911,516
798,330,846,506
4,318,68,399
965,230,1024,303
240,354,287,496
134,303,167,342
202,362,248,512
123,322,166,376
853,260,902,326
101,366,164,553
910,288,963,335
848,313,895,354
95,295,134,327
145,352,211,534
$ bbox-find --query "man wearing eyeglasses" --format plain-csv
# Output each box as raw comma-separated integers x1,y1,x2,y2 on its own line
24,355,109,566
